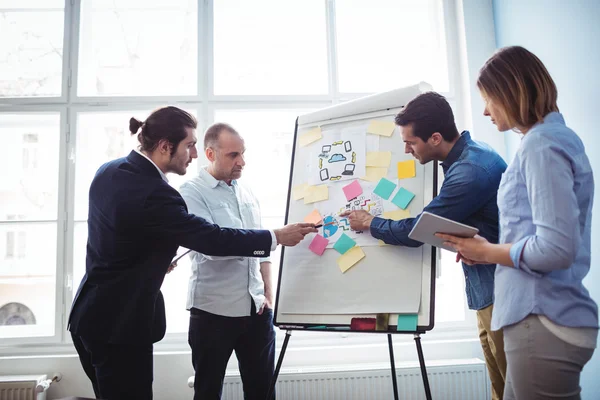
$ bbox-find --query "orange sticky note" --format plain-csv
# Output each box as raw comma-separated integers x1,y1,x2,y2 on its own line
304,209,323,225
397,160,416,179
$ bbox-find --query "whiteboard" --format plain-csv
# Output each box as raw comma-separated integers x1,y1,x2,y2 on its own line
274,83,438,332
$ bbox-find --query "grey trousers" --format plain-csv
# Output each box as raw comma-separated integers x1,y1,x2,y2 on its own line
503,314,595,400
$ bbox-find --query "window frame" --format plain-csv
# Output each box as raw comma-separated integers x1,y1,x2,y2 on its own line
0,0,480,355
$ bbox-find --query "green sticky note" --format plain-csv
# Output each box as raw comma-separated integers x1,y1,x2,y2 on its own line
391,187,415,209
333,233,357,254
397,314,418,331
373,177,396,200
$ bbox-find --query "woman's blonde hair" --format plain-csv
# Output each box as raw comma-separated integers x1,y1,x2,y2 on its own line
477,46,559,130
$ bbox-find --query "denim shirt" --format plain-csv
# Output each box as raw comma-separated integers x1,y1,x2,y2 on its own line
370,131,507,310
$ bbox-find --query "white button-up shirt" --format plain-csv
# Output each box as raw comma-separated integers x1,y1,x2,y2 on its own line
179,167,270,317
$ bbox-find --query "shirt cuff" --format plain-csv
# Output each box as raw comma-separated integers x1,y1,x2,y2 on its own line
269,229,278,251
259,257,271,263
368,217,386,240
509,237,528,269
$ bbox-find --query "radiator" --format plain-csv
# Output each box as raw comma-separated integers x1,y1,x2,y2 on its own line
0,375,47,400
220,361,490,400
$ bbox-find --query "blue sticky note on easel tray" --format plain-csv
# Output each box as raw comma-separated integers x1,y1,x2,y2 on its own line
397,314,418,331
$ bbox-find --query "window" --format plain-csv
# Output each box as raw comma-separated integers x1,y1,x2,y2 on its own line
213,0,328,95
335,0,449,93
0,0,470,350
77,0,197,97
0,113,60,340
0,0,65,97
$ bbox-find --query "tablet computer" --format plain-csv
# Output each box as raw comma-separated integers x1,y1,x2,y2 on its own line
408,211,478,252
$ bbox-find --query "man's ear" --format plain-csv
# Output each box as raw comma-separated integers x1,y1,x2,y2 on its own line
157,139,172,155
430,132,443,146
205,147,216,162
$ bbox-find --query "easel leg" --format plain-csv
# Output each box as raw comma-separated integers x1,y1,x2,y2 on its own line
414,334,433,400
387,334,400,400
266,330,292,400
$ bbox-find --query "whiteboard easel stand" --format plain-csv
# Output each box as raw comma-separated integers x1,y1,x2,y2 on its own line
266,329,433,400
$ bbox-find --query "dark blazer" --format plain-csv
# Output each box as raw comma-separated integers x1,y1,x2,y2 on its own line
68,151,272,344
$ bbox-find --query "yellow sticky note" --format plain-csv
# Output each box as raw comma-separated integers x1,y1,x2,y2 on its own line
292,183,309,200
397,160,416,179
304,185,329,204
367,120,395,137
378,240,387,246
337,246,366,273
304,209,323,224
360,167,388,182
298,127,322,147
382,209,410,220
366,151,392,167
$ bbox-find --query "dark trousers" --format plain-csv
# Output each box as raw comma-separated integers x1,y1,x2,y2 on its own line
188,305,276,400
71,332,154,400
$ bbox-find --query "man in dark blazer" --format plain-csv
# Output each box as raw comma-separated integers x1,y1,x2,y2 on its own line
68,106,315,400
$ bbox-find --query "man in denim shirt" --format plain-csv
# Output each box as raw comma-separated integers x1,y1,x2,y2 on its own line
343,92,508,400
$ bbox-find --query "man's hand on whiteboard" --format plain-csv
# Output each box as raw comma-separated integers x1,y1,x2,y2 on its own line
274,223,318,246
339,210,374,231
436,233,490,264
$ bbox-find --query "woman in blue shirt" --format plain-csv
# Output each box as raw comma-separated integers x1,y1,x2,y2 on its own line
438,46,598,399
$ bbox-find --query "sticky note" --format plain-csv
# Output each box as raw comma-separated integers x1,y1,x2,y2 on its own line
304,185,329,204
383,209,410,220
397,160,416,179
378,240,387,246
308,234,328,256
298,127,322,147
292,183,309,200
337,246,366,273
397,314,418,331
373,177,397,200
391,187,415,209
360,167,388,182
367,120,395,137
333,233,356,254
366,151,392,167
342,180,363,201
304,209,323,225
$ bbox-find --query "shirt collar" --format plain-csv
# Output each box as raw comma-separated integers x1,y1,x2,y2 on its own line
135,149,168,182
199,166,237,189
441,131,471,171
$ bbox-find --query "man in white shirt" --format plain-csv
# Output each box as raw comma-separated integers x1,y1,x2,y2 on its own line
180,123,278,400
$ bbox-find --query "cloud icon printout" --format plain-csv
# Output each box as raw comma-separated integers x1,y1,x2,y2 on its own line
328,154,347,163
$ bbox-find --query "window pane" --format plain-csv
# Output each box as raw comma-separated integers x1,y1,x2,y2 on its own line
0,222,56,339
0,3,64,97
0,114,60,221
73,110,198,220
336,0,449,93
213,0,328,95
77,0,197,96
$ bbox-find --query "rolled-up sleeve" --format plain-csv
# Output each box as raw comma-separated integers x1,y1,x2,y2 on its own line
512,135,580,274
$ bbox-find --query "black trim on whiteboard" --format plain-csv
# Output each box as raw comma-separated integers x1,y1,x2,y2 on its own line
274,116,438,335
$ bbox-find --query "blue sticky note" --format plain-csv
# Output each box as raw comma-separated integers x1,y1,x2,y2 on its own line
391,187,415,209
333,233,356,254
373,177,396,200
397,314,418,331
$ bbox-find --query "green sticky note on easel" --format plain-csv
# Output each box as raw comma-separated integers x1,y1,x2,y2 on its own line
397,314,418,331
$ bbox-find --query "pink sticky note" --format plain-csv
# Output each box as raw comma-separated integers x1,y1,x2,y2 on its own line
342,180,363,201
309,234,329,256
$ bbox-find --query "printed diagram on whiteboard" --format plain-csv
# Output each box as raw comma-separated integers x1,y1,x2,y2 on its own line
310,133,366,184
317,188,384,248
